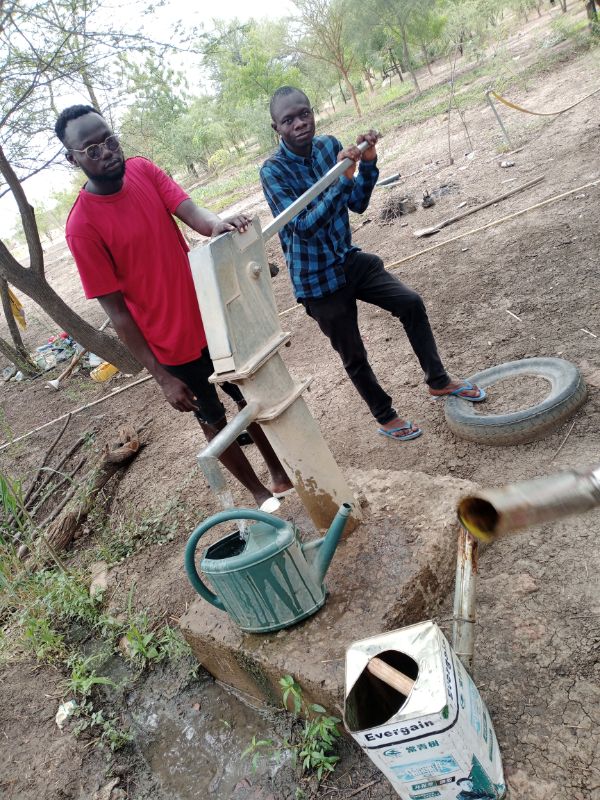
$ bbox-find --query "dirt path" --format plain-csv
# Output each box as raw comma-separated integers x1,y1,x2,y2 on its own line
2,15,600,800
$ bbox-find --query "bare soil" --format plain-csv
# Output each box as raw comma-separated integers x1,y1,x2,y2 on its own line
2,10,600,799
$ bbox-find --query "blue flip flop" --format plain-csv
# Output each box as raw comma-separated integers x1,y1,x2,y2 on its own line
378,422,423,441
432,381,487,402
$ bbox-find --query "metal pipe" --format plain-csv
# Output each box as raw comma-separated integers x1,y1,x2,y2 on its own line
485,90,513,150
457,463,600,542
263,140,370,241
452,526,478,672
197,402,260,508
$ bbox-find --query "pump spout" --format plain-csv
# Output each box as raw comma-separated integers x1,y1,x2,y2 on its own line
457,463,600,541
302,502,353,585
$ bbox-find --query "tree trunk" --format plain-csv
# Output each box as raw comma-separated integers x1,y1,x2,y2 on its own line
0,334,38,375
0,242,140,373
585,0,598,25
363,69,375,94
329,93,336,113
388,49,404,82
338,81,348,103
420,43,433,75
400,24,421,95
560,0,567,11
0,278,35,371
0,144,140,374
341,71,362,117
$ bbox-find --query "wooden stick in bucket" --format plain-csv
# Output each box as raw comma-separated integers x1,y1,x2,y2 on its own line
366,657,415,696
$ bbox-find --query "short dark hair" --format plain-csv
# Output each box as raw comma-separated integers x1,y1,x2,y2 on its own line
269,86,310,119
55,105,102,145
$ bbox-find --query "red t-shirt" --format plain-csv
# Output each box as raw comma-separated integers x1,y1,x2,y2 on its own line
66,157,207,365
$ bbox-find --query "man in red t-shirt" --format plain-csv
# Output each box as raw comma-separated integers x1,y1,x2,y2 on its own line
55,105,292,509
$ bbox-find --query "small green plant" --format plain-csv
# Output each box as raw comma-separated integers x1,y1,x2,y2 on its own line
74,701,133,751
66,653,116,698
298,703,341,780
281,673,303,715
158,624,193,661
242,734,277,771
91,500,184,565
123,616,191,666
243,674,341,782
34,569,103,625
124,616,160,666
22,615,66,662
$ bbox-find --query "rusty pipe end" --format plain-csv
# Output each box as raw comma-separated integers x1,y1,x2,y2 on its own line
457,496,499,543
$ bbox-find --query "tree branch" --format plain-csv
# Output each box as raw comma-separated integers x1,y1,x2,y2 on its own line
0,143,44,275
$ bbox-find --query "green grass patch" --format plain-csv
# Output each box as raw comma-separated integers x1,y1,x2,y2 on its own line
191,163,261,208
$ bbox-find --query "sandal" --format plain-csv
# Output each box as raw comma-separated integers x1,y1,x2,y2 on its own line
378,422,423,441
430,380,486,402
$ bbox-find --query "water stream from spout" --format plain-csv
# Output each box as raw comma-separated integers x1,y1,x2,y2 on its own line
216,489,248,540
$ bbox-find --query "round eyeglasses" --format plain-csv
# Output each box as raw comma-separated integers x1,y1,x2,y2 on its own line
68,134,120,161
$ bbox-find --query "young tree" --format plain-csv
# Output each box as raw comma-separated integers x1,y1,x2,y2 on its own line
290,0,363,117
197,19,304,157
120,57,189,173
352,0,427,94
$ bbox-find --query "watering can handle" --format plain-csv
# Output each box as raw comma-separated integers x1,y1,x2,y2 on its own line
184,508,289,610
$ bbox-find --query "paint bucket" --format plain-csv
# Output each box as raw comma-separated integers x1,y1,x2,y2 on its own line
344,621,506,799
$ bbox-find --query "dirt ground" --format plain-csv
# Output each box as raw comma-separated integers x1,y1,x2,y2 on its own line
2,8,600,799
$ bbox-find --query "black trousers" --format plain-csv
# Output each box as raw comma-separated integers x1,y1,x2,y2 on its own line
303,251,449,425
164,348,244,425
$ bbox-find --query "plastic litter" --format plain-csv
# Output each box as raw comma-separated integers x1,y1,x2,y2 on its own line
55,699,77,729
90,362,119,382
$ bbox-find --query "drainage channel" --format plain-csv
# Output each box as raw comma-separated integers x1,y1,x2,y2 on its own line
124,664,291,798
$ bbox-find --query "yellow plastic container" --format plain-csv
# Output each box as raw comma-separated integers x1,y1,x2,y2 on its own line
90,361,119,382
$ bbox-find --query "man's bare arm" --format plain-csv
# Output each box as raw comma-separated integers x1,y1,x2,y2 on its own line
174,199,251,237
97,291,197,412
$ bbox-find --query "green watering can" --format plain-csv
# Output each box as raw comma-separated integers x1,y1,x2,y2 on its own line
184,503,352,633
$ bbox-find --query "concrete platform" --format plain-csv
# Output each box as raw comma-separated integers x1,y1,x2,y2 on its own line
180,469,476,715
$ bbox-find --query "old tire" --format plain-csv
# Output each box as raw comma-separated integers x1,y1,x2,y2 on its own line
444,357,587,446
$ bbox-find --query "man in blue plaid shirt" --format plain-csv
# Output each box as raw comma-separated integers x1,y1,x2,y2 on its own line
261,86,485,441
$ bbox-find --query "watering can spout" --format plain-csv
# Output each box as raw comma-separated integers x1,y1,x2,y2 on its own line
304,502,353,585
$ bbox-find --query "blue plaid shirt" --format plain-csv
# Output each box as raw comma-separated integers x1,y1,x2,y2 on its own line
260,135,379,299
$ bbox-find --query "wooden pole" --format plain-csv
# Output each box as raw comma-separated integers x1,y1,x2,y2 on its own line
386,177,600,271
413,175,545,237
0,375,153,452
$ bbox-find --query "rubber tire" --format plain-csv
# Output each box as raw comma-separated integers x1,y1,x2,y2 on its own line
444,357,587,446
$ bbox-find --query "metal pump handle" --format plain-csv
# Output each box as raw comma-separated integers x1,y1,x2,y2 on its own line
184,507,289,609
263,139,371,241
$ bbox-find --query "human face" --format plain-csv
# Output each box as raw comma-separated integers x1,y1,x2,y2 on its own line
271,92,315,155
64,112,125,188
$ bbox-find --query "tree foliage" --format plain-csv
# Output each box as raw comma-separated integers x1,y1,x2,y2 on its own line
291,0,363,116
0,0,178,370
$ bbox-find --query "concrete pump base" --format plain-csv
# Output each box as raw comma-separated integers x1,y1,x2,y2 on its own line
179,469,476,714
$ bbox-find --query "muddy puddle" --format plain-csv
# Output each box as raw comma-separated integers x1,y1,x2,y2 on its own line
123,661,292,798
